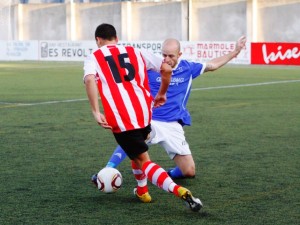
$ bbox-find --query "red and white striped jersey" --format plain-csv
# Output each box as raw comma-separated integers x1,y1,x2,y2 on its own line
84,44,163,133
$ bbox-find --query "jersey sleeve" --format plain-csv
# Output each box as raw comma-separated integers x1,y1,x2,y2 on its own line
191,62,206,79
83,54,97,82
140,49,164,72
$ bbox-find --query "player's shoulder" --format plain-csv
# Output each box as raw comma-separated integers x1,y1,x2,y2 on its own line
147,69,160,76
176,59,202,70
180,59,202,66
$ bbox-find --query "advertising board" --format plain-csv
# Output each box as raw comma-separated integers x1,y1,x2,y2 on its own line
251,43,300,65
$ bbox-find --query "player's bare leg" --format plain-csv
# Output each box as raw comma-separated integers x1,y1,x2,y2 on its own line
173,154,195,178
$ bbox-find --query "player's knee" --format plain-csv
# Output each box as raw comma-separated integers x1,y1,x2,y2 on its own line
182,166,196,178
184,171,195,178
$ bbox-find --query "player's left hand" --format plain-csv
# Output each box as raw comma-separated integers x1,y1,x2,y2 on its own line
236,36,247,52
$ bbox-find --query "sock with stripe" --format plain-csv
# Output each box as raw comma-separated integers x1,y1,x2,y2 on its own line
142,160,181,197
131,160,148,196
106,145,127,168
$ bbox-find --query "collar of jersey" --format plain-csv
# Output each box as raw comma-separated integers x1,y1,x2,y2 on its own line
172,59,181,71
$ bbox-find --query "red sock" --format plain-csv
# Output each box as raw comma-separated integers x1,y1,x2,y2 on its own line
172,185,180,196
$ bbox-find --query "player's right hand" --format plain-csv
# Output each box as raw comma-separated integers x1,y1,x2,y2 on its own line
93,112,112,129
153,93,167,108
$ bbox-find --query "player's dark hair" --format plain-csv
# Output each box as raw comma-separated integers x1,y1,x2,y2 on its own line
95,23,117,41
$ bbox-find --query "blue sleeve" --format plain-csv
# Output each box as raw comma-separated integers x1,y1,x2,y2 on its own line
189,62,205,79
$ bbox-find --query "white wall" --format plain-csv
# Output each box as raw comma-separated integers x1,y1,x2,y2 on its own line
0,0,300,42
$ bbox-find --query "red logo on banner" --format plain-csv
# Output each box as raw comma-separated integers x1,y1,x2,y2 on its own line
251,43,300,65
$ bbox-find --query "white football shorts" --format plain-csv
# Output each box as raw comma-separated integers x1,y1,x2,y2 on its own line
146,120,191,159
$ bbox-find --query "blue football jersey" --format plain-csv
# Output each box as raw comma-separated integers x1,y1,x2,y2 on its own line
148,60,206,126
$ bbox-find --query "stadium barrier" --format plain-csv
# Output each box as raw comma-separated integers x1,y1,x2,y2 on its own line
0,40,299,65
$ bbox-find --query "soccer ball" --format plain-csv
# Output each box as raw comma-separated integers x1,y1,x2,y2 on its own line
96,167,123,193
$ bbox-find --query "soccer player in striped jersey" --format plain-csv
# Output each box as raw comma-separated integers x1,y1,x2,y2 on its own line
103,36,246,180
84,23,202,212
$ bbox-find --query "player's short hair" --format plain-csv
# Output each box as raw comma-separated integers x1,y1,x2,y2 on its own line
95,23,117,41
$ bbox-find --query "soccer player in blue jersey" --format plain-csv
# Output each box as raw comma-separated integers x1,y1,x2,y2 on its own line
93,36,246,196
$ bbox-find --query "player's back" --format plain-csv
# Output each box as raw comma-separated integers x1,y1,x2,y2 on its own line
93,44,152,133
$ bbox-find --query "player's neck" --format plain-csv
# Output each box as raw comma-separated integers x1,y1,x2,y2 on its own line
100,40,117,47
96,37,118,48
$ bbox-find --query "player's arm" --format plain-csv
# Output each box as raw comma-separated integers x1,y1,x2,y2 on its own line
153,61,172,108
204,36,246,72
84,74,112,129
141,49,172,107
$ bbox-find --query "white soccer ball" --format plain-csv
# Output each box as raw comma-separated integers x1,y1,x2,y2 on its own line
96,167,123,193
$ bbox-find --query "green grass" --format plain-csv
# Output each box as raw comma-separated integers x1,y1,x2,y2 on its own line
0,61,299,225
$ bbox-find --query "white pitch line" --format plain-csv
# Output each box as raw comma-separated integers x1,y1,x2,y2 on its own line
1,80,300,108
0,98,88,107
192,79,300,91
20,98,88,106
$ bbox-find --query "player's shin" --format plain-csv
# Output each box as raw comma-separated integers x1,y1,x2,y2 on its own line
106,145,127,168
142,161,180,195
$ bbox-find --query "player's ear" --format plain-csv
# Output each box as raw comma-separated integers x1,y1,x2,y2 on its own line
95,37,101,47
178,51,183,57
